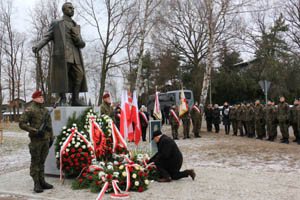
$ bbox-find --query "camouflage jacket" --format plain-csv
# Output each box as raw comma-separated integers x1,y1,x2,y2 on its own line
169,109,180,126
229,108,237,120
190,105,201,120
254,104,264,121
19,101,53,140
290,105,298,124
100,101,113,118
245,106,255,121
277,102,290,122
236,107,243,121
264,105,276,122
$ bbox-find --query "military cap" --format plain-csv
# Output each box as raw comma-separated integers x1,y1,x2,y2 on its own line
152,130,162,139
32,90,43,99
102,93,110,99
279,95,285,98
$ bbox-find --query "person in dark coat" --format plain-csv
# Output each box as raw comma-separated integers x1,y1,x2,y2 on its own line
212,104,221,133
222,102,231,135
139,105,149,141
163,105,170,125
114,106,121,130
149,130,196,182
205,104,213,132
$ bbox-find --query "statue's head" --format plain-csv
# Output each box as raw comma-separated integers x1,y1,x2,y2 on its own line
62,2,74,17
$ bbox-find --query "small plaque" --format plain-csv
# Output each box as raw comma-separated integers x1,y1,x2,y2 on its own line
54,110,61,121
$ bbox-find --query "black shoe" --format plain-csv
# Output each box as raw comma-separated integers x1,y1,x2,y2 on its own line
186,169,196,180
34,182,43,193
239,134,244,137
40,179,53,190
281,139,289,144
293,138,299,143
233,134,237,136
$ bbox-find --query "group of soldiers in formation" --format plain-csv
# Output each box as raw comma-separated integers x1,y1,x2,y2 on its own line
204,96,300,145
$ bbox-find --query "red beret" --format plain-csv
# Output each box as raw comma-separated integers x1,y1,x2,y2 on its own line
102,93,110,99
32,90,43,99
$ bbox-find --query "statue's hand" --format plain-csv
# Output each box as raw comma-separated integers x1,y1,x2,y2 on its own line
32,46,39,54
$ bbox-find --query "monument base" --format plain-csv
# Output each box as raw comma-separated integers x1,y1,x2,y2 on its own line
45,106,99,176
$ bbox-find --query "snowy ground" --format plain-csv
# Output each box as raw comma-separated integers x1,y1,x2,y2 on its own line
0,123,300,200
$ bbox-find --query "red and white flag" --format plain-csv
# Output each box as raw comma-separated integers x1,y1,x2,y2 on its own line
170,109,180,126
193,105,201,114
153,91,162,120
120,91,129,139
179,88,189,117
131,91,142,145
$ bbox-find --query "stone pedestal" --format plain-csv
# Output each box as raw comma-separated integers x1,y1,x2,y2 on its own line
45,106,99,176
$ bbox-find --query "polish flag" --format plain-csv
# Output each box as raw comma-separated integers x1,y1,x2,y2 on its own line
153,91,162,120
179,88,189,117
120,91,129,139
131,91,142,145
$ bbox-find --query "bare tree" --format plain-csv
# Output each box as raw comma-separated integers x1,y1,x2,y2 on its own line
0,14,4,120
78,0,135,105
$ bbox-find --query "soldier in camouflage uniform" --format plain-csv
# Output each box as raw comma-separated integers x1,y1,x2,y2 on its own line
277,96,290,144
229,104,238,135
190,102,202,138
100,93,114,117
19,91,54,193
180,109,191,139
236,103,244,136
264,100,277,141
290,99,300,144
245,102,255,138
295,99,300,145
241,102,247,136
169,105,180,140
254,99,264,140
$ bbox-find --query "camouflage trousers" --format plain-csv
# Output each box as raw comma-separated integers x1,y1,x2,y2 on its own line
266,121,277,138
255,120,264,138
192,118,201,136
237,120,244,135
245,121,254,136
182,119,190,138
231,120,238,134
292,123,299,138
29,140,49,182
171,124,179,139
279,121,289,140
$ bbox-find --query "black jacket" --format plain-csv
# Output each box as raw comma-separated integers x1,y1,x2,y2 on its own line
139,112,149,128
212,108,221,124
149,135,183,169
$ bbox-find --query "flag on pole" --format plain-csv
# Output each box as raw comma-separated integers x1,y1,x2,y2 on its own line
131,91,142,145
153,91,162,120
120,91,129,139
179,88,189,117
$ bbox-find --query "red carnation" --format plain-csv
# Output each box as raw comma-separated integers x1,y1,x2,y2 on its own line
66,166,70,171
138,187,144,192
80,157,84,161
138,172,143,176
75,162,79,166
145,159,149,163
106,174,113,179
86,169,90,173
129,167,133,172
87,156,92,160
70,163,74,166
144,172,148,177
108,138,112,142
77,153,81,157
82,173,87,177
81,163,86,167
84,152,88,157
71,148,75,153
76,167,80,170
88,147,93,151
118,162,122,165
94,171,98,175
64,152,69,156
63,158,67,162
88,160,91,164
88,176,92,181
118,146,122,151
96,181,100,185
74,159,78,162
78,148,83,153
71,154,75,158
79,178,83,183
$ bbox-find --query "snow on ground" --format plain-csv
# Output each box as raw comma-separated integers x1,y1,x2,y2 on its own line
0,124,300,200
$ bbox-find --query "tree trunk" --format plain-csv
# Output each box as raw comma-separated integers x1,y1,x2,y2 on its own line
98,66,107,105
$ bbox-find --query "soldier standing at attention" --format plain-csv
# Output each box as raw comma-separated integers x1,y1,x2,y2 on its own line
100,93,114,117
290,99,299,144
236,103,244,136
278,96,290,144
264,100,276,141
254,99,264,140
241,102,247,136
190,102,202,138
222,102,231,135
229,104,238,135
169,105,180,140
245,102,255,138
295,99,300,144
19,91,54,193
180,108,191,139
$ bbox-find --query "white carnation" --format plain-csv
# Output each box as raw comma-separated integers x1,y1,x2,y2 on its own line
134,181,139,186
68,143,71,147
107,165,113,170
82,145,86,149
67,129,71,131
99,161,105,166
62,126,66,130
98,172,106,178
114,161,119,165
72,141,75,144
59,142,62,145
66,148,69,152
113,172,119,177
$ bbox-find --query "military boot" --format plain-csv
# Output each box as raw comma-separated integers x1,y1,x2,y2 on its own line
281,139,289,144
59,93,67,106
34,181,43,193
71,88,85,106
40,178,53,189
293,136,299,143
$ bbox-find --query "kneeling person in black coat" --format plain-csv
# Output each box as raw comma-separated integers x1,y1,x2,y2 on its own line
149,130,196,182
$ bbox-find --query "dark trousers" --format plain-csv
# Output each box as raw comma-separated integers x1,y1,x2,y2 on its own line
141,126,147,141
237,120,244,135
292,123,299,139
155,155,188,180
207,120,212,132
224,124,230,134
231,120,237,135
214,123,220,133
279,121,289,140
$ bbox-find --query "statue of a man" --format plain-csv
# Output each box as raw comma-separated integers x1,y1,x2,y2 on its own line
32,2,88,106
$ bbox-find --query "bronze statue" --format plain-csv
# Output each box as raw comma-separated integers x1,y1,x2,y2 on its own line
32,2,88,106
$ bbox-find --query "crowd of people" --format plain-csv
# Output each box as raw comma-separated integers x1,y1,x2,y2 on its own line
205,96,300,145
